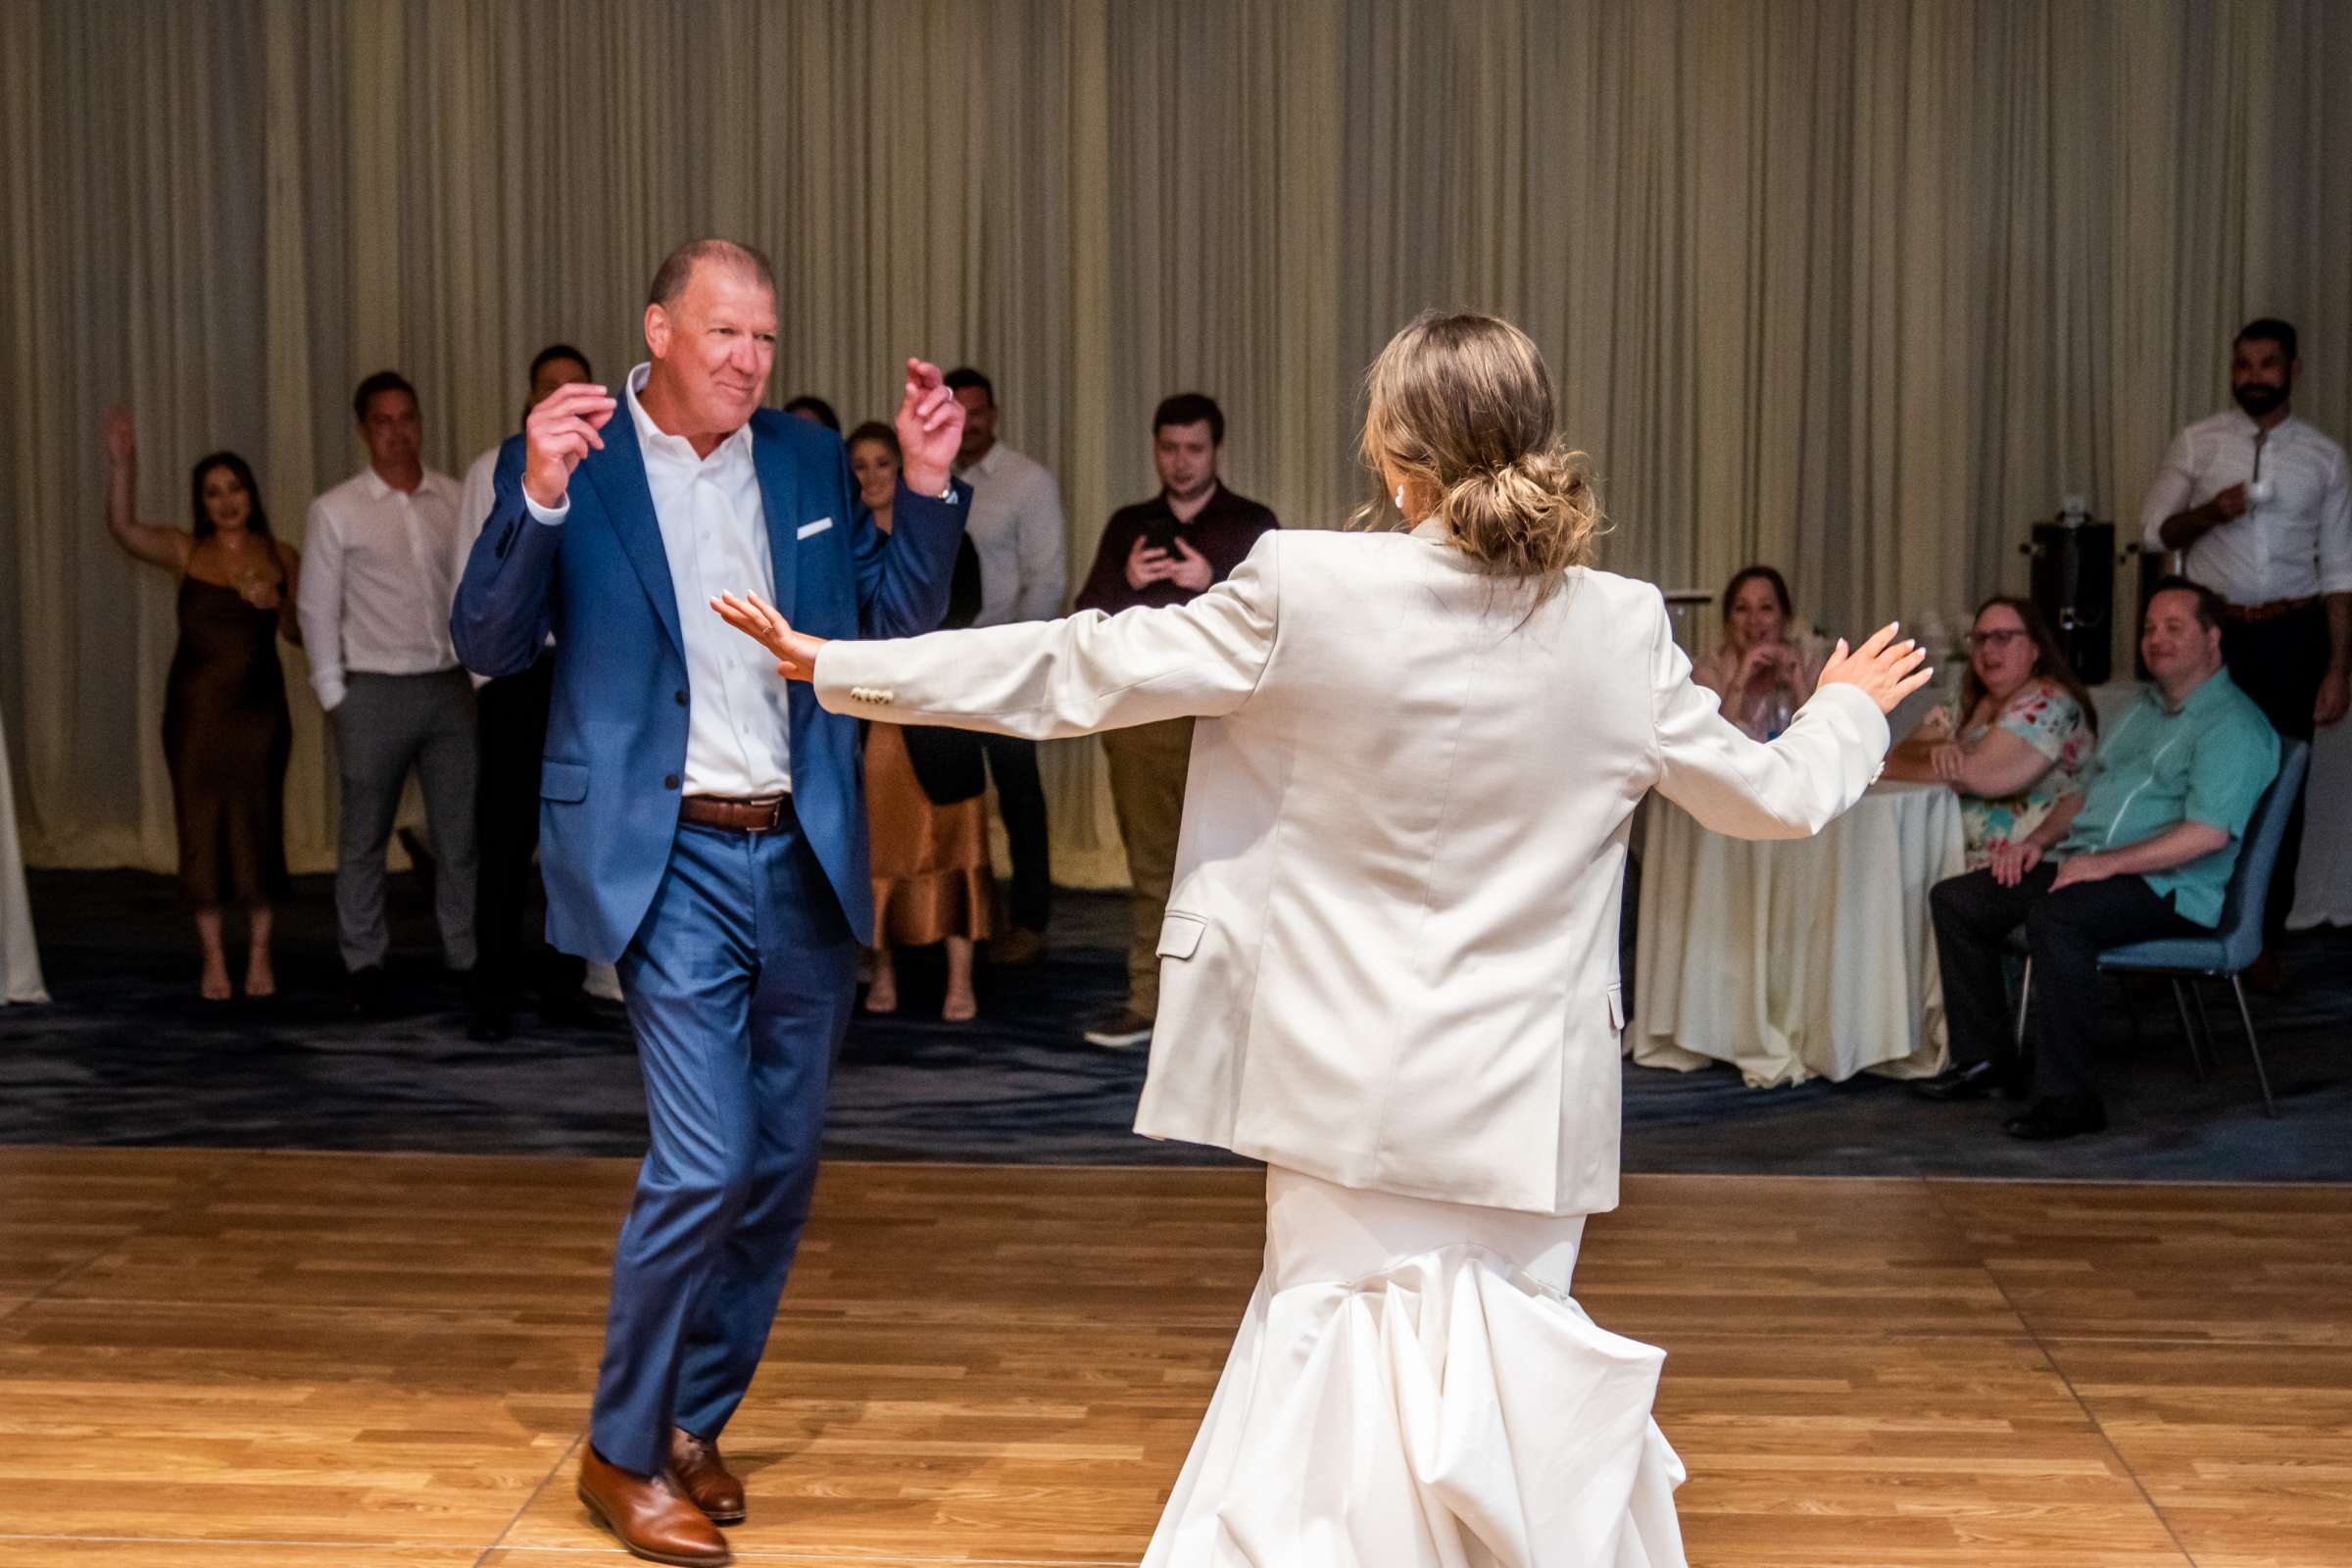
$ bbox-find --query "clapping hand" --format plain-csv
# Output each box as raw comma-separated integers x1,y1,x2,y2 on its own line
1736,642,1783,686
894,359,963,499
1815,623,1932,714
710,590,825,681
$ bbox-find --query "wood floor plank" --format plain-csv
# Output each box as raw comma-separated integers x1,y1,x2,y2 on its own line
0,1145,208,1298
0,1544,488,1565
1930,1180,2352,1346
3,1153,2342,1563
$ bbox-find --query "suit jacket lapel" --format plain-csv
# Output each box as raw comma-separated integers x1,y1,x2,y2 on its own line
582,408,685,662
753,421,800,617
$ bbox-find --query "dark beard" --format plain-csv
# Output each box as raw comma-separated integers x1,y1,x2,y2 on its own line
2233,381,2288,418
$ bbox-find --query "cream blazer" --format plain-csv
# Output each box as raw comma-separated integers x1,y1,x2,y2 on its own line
814,525,1889,1215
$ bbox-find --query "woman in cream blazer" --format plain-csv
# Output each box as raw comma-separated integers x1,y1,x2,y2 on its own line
717,313,1927,1568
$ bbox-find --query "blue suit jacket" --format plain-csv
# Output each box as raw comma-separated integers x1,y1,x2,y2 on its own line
452,410,967,962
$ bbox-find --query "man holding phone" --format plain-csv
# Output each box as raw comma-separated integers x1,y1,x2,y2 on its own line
1070,393,1279,1048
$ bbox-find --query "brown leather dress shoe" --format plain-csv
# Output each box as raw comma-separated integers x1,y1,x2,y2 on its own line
668,1426,747,1526
577,1445,732,1566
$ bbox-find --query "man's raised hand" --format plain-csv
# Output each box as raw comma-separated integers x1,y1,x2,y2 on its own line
895,359,964,499
523,383,617,510
1815,622,1932,715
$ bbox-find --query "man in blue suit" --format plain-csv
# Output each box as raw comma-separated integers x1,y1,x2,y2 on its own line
453,238,967,1567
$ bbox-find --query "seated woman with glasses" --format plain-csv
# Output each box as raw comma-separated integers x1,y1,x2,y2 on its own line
1690,564,1831,740
1882,596,2097,867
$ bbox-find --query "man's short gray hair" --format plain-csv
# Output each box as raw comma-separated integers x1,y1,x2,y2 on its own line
647,238,777,310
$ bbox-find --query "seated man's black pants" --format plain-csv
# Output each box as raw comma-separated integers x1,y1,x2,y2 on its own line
1931,864,2199,1102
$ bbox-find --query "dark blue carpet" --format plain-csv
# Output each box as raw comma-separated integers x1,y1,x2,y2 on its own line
3,868,2346,1180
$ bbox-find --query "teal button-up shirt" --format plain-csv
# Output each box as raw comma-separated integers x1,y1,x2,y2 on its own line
2057,668,2278,927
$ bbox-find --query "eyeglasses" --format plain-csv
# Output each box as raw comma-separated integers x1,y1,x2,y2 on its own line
1965,628,2030,651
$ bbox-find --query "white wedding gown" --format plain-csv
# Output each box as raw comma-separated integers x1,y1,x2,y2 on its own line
1145,1167,1688,1568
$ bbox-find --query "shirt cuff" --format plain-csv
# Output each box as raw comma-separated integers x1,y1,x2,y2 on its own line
524,490,569,525
316,676,347,712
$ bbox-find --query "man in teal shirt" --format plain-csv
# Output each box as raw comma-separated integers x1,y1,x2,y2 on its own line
1916,578,2281,1139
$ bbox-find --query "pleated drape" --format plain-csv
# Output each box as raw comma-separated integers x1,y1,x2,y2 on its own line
4,0,2347,882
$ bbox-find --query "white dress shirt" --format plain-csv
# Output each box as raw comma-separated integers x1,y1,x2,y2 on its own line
296,466,466,710
524,363,792,797
2138,408,2352,605
953,440,1067,626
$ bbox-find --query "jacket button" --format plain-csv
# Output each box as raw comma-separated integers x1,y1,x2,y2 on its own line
674,690,687,706
663,774,679,790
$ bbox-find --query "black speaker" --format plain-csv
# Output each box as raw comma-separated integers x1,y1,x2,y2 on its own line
2023,520,2114,684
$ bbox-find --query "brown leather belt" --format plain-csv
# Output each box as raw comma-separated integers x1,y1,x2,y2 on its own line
2220,595,2320,624
679,795,794,833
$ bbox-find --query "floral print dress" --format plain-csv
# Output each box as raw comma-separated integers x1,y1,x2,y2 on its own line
1959,678,2095,867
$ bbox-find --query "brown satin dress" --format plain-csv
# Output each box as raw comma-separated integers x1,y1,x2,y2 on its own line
864,725,995,947
164,575,292,905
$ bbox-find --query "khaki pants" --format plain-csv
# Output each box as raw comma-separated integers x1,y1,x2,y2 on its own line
1102,717,1194,1015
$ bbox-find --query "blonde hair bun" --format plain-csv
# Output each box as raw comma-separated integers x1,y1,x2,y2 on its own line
1355,310,1605,600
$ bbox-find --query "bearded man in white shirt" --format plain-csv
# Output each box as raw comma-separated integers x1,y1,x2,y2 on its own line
945,366,1065,962
296,370,476,1010
2141,317,2350,956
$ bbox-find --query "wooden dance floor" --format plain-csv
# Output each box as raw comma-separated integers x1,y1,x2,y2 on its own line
0,1150,2345,1567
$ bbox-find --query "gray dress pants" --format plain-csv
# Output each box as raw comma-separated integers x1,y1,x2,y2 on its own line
332,668,478,971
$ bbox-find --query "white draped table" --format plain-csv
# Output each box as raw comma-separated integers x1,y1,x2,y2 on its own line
1,705,49,1004
1632,781,1963,1087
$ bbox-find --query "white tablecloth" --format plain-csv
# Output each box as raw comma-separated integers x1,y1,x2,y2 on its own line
2087,679,2352,930
1632,781,1963,1087
1,707,49,1004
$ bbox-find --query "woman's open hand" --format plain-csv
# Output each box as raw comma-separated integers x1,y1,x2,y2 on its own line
710,590,825,681
1815,622,1932,714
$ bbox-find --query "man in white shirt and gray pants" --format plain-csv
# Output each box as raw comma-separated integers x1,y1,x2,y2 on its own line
945,367,1065,961
297,369,477,1006
2142,318,2352,956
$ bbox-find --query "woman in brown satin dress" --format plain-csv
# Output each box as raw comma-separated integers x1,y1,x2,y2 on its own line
845,420,993,1020
103,410,301,1001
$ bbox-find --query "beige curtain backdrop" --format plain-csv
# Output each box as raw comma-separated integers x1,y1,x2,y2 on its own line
4,0,2347,888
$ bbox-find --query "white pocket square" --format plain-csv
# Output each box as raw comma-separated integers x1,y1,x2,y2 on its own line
797,516,834,540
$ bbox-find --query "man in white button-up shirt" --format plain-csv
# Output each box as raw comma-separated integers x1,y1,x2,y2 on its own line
945,366,1065,959
452,344,596,1040
2141,318,2350,947
296,370,476,1000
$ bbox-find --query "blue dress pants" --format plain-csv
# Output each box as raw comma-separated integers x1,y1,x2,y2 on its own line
591,813,857,1476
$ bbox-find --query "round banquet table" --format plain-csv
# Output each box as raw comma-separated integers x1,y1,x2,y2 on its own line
1,705,49,1004
1631,780,1963,1087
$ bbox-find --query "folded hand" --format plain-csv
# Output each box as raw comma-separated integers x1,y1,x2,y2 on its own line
1987,838,2041,887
